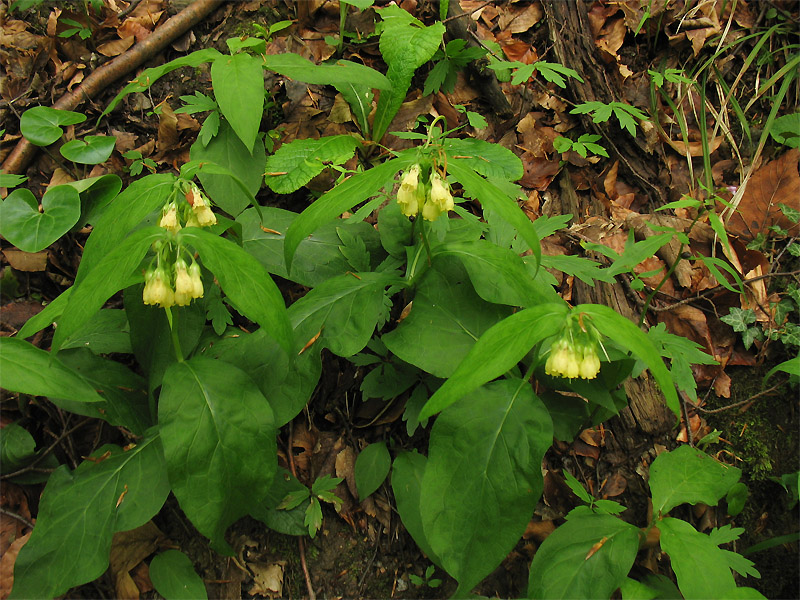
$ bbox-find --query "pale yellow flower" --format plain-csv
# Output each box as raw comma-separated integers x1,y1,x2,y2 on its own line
159,203,181,233
422,171,453,221
397,164,421,217
142,268,175,308
188,185,216,227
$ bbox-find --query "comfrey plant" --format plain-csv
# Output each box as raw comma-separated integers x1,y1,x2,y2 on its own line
0,6,768,598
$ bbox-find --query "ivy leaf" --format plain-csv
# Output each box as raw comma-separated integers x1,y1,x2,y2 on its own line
264,135,359,194
720,307,757,332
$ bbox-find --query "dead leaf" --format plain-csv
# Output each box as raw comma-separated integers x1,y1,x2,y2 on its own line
599,473,627,498
2,250,47,272
248,561,286,597
523,519,555,542
97,35,134,57
155,101,178,154
726,149,800,241
109,521,166,600
335,446,358,499
498,2,543,34
0,531,31,600
520,156,561,190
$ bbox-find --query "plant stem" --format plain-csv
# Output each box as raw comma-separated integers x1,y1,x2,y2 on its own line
164,306,184,363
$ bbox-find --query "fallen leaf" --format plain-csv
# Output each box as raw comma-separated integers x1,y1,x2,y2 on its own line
0,531,31,600
109,521,166,600
2,250,47,272
248,561,286,597
599,473,627,498
97,35,134,57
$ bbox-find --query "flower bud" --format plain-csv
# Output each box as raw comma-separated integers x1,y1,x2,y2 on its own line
159,203,181,233
397,164,421,217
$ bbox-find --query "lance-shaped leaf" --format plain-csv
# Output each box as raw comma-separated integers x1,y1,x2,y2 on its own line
263,54,391,89
10,436,169,599
419,303,568,419
211,52,263,151
52,227,165,353
284,154,415,270
158,358,276,555
264,135,359,194
180,228,293,356
355,442,391,501
649,445,741,516
420,379,553,594
574,304,679,416
335,82,374,135
447,159,541,271
528,512,641,599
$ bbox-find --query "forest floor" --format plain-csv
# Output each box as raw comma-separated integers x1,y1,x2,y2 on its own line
1,0,799,598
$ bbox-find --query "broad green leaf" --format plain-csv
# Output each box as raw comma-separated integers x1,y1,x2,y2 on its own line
180,227,293,356
159,358,277,555
383,258,511,379
60,135,115,164
60,308,131,354
75,174,175,286
0,337,103,403
0,422,36,471
250,468,308,536
355,442,391,501
16,288,71,339
769,112,800,148
649,445,741,515
528,513,640,599
657,517,739,600
377,198,413,258
392,452,441,564
211,52,263,151
264,135,359,194
290,271,400,357
263,54,391,89
62,174,123,226
284,154,415,269
56,348,151,435
620,574,681,600
0,185,80,252
10,436,169,599
19,106,86,146
421,380,552,593
433,240,560,306
372,6,445,141
101,48,223,118
419,302,568,419
52,227,165,353
239,206,384,287
443,138,523,181
447,159,541,270
149,550,208,600
575,304,679,416
190,120,265,217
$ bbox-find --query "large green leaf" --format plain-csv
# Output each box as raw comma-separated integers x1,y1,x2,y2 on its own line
10,435,169,599
149,550,208,600
0,337,103,403
0,185,80,252
264,135,359,194
180,228,293,356
60,308,131,355
443,138,524,181
190,120,265,217
575,304,680,416
101,48,223,119
60,135,115,164
75,174,175,286
419,302,568,419
263,54,391,89
284,154,415,269
211,52,263,151
432,240,559,306
16,288,71,339
649,445,741,516
62,174,123,227
289,271,400,357
657,517,743,600
158,358,277,555
528,512,641,599
239,206,383,287
420,379,552,593
447,159,541,270
391,452,440,564
372,6,445,141
52,227,165,353
383,258,511,379
19,106,86,146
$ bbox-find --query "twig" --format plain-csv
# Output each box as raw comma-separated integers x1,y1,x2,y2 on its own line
0,507,34,530
692,382,786,414
117,0,143,19
287,421,316,600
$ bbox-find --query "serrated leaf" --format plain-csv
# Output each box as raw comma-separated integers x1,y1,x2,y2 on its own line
159,358,276,554
337,226,371,272
175,91,218,114
355,442,391,500
528,513,640,599
9,436,169,599
265,135,358,194
0,185,80,252
305,498,323,537
649,445,741,515
421,380,552,592
19,106,86,146
423,59,451,96
149,550,208,600
211,52,263,151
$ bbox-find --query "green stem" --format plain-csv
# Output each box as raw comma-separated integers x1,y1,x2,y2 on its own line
164,306,184,363
338,2,346,56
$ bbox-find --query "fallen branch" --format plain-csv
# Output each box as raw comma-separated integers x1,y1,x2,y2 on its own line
2,0,224,175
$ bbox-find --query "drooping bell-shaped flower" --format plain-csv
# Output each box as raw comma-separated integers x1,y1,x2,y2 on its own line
422,171,454,221
159,203,181,233
187,184,216,227
544,315,602,380
397,164,421,217
142,267,175,308
173,260,196,306
188,261,204,298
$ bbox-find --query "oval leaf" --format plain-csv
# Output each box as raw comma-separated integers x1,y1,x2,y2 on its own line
0,185,80,252
149,550,208,600
355,442,391,501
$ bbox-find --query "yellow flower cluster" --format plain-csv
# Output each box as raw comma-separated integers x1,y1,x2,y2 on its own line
397,164,454,222
143,259,204,308
545,336,601,380
158,184,217,234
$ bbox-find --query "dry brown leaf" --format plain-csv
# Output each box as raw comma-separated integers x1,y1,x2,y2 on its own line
498,2,543,34
726,149,800,241
519,156,560,190
97,35,135,57
523,519,555,542
155,101,178,154
109,521,165,600
335,446,358,499
2,250,47,272
248,561,286,597
599,473,627,498
517,113,557,157
0,531,31,600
